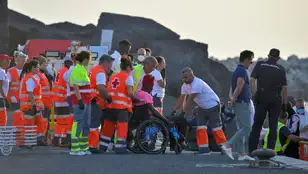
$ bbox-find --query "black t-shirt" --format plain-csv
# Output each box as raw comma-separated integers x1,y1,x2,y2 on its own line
251,59,287,93
279,126,292,146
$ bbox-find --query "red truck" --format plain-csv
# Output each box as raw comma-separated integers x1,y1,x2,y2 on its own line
22,39,73,59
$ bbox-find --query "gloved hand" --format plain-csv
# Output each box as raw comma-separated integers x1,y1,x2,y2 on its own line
106,96,112,104
78,99,85,110
170,110,176,116
4,98,10,108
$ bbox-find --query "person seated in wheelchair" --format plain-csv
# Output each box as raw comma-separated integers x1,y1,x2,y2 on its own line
130,74,155,128
129,76,188,153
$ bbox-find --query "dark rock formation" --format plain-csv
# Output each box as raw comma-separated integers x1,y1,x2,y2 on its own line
4,10,232,103
0,0,9,54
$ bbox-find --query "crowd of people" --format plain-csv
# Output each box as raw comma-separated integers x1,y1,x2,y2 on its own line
0,40,307,160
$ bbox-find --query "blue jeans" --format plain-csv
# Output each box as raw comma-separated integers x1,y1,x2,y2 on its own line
227,102,252,154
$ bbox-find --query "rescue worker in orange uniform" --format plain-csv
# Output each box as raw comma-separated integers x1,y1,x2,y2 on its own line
172,67,234,159
88,55,114,153
33,56,52,145
19,60,45,145
100,58,139,154
7,52,27,127
63,55,76,146
0,55,12,126
51,57,73,146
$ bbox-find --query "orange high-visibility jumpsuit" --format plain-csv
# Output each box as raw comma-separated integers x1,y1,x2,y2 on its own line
20,73,44,144
7,67,24,127
36,72,52,139
88,65,108,150
100,71,132,153
52,66,71,145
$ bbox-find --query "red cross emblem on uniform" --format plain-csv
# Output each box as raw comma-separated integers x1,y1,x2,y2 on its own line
111,77,120,89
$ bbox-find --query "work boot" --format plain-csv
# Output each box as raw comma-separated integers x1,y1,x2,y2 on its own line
89,147,99,154
194,147,211,155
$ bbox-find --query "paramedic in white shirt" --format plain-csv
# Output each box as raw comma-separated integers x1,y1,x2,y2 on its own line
130,56,157,93
0,54,12,126
151,56,166,114
171,67,233,159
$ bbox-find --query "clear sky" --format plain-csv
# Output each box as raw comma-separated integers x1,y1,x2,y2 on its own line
8,0,308,59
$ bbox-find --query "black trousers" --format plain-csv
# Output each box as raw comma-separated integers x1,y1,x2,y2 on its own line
249,92,282,153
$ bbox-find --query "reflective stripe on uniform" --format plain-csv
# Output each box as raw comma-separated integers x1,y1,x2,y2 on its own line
197,125,207,130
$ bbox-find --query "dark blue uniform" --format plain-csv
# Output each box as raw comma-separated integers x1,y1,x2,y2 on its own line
248,50,287,153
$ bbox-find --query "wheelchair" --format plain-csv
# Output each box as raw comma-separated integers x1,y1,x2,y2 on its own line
127,102,189,155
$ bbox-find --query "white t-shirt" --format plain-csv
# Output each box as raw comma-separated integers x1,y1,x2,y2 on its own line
151,69,165,98
126,76,134,87
7,68,22,82
0,68,9,98
26,78,36,92
111,51,121,73
96,72,106,85
63,66,75,96
181,77,220,109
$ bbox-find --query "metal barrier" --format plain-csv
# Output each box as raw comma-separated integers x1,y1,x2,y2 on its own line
0,126,37,156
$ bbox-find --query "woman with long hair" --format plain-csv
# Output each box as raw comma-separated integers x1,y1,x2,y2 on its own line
19,60,46,145
69,51,92,156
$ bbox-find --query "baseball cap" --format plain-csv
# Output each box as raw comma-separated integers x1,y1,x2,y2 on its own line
268,48,280,58
0,54,13,60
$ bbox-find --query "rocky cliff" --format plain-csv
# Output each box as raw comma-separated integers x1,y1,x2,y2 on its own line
0,8,232,113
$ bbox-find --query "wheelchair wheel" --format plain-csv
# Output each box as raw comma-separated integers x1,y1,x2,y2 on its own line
127,126,144,154
136,119,169,154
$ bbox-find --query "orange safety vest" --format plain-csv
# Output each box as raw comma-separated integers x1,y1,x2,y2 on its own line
37,72,53,108
7,67,21,102
52,67,69,102
107,71,132,112
89,65,108,108
20,73,42,111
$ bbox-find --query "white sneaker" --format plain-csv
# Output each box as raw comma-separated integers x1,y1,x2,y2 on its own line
70,151,86,156
83,151,92,155
238,155,255,161
221,145,234,160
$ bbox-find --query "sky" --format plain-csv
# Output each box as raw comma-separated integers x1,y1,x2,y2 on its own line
8,0,308,59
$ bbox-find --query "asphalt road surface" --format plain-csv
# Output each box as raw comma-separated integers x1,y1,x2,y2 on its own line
0,147,307,174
